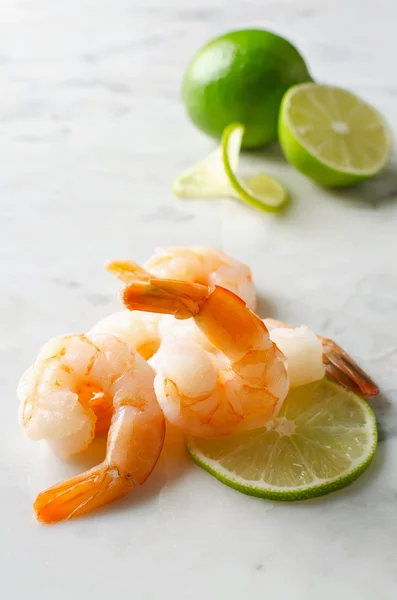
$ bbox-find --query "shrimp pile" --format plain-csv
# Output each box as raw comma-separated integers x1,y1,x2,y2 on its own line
121,278,379,437
18,333,165,523
17,245,379,524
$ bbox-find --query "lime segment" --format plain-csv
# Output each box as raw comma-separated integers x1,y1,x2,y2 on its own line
188,379,377,501
173,124,288,213
279,83,392,187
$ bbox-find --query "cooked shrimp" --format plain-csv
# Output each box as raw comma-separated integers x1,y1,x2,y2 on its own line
94,247,256,361
89,311,162,360
106,246,256,310
122,279,289,437
18,333,165,523
264,318,379,398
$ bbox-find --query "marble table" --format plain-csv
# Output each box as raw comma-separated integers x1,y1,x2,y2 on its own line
1,1,396,598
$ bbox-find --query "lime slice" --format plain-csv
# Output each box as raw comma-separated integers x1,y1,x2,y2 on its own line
173,124,288,212
188,379,377,501
279,83,392,187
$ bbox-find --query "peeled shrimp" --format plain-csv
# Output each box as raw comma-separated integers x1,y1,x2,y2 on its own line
103,249,377,399
264,318,379,398
18,333,165,523
89,311,162,360
106,246,257,311
93,247,256,362
122,279,289,437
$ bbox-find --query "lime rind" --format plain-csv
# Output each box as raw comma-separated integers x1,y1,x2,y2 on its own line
173,123,288,212
187,379,378,501
222,124,289,212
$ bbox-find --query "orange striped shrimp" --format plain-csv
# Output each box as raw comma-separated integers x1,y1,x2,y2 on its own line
18,333,165,523
106,246,257,310
121,279,289,437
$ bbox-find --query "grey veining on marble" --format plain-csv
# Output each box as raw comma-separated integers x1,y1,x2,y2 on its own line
0,1,396,599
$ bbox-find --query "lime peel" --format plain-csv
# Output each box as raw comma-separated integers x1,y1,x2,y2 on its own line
222,124,289,212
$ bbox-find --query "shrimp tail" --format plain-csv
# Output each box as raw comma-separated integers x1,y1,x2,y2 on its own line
105,260,152,284
320,337,379,399
123,279,210,319
34,463,134,524
264,319,379,399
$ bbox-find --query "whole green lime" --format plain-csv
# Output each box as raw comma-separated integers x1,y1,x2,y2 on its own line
182,29,312,148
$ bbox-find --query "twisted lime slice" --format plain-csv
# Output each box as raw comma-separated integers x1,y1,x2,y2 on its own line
173,124,288,212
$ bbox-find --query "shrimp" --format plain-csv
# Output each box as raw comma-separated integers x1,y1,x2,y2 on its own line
106,246,257,311
95,247,256,362
18,333,165,523
89,311,162,360
264,318,379,399
122,279,289,437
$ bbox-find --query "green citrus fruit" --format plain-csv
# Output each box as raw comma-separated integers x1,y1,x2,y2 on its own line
279,83,392,187
188,379,377,501
173,123,288,212
182,29,312,148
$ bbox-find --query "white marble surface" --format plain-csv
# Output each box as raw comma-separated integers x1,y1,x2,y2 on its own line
1,0,397,598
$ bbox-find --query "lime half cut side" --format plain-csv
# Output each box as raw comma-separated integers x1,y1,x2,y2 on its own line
188,379,377,501
173,124,288,212
279,83,392,187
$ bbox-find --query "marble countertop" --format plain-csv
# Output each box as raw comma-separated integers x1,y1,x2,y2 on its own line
1,1,396,598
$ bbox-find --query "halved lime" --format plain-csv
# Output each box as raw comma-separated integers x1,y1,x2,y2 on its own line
279,83,392,187
173,124,288,212
188,379,377,501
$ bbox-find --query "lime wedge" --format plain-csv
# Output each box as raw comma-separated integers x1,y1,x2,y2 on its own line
188,379,377,501
279,83,392,187
173,124,288,212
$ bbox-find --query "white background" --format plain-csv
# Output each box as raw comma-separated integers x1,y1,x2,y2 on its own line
1,1,396,598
